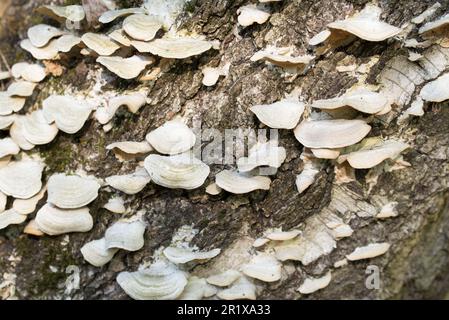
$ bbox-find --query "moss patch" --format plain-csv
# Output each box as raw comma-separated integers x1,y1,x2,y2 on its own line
40,140,75,174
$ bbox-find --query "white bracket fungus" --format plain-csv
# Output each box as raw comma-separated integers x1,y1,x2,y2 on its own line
139,37,213,59
47,173,101,209
215,170,271,194
0,93,26,115
251,46,315,73
202,63,230,87
11,62,46,83
9,116,36,150
346,243,391,261
0,160,43,199
206,270,242,287
237,4,271,28
163,246,221,264
298,271,332,294
22,110,59,145
117,261,187,300
43,95,93,134
104,218,146,251
23,219,45,236
420,72,449,102
81,33,120,56
108,29,132,47
27,24,65,48
273,219,336,265
310,5,401,53
105,167,151,194
0,191,6,213
0,115,15,130
35,203,94,236
205,182,222,195
106,141,153,161
20,39,60,60
36,5,85,23
0,138,19,158
376,202,399,219
122,14,163,41
12,185,47,215
241,253,282,282
144,153,210,190
250,98,305,129
96,92,147,124
145,119,196,155
99,8,146,24
265,229,301,241
103,196,126,214
294,119,371,149
96,55,154,79
0,209,27,231
178,277,218,300
216,276,256,300
311,88,390,114
295,151,322,194
311,148,340,160
342,140,409,169
81,238,119,267
55,35,82,53
237,141,286,172
7,81,37,97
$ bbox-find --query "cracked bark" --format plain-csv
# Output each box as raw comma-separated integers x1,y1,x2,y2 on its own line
1,0,449,300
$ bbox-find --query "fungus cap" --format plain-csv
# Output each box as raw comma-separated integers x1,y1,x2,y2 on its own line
11,62,46,83
346,243,390,261
47,173,101,209
81,238,119,267
294,119,371,149
105,167,151,195
215,170,271,194
140,37,213,59
117,261,187,300
0,160,44,199
250,99,305,129
27,24,65,48
96,55,154,79
237,5,270,27
104,218,146,251
163,247,221,264
298,272,332,294
145,120,196,155
43,95,93,134
20,39,59,60
206,270,241,287
99,8,146,24
144,153,210,190
122,14,163,41
241,253,282,282
35,203,93,235
81,33,120,56
22,110,59,145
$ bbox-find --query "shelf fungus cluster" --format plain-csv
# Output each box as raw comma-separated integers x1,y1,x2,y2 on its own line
0,159,44,230
81,216,146,267
0,0,432,300
309,4,402,54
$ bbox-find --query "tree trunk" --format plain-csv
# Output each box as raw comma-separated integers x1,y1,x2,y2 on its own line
1,0,449,300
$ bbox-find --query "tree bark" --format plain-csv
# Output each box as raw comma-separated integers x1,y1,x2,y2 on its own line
1,0,449,300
